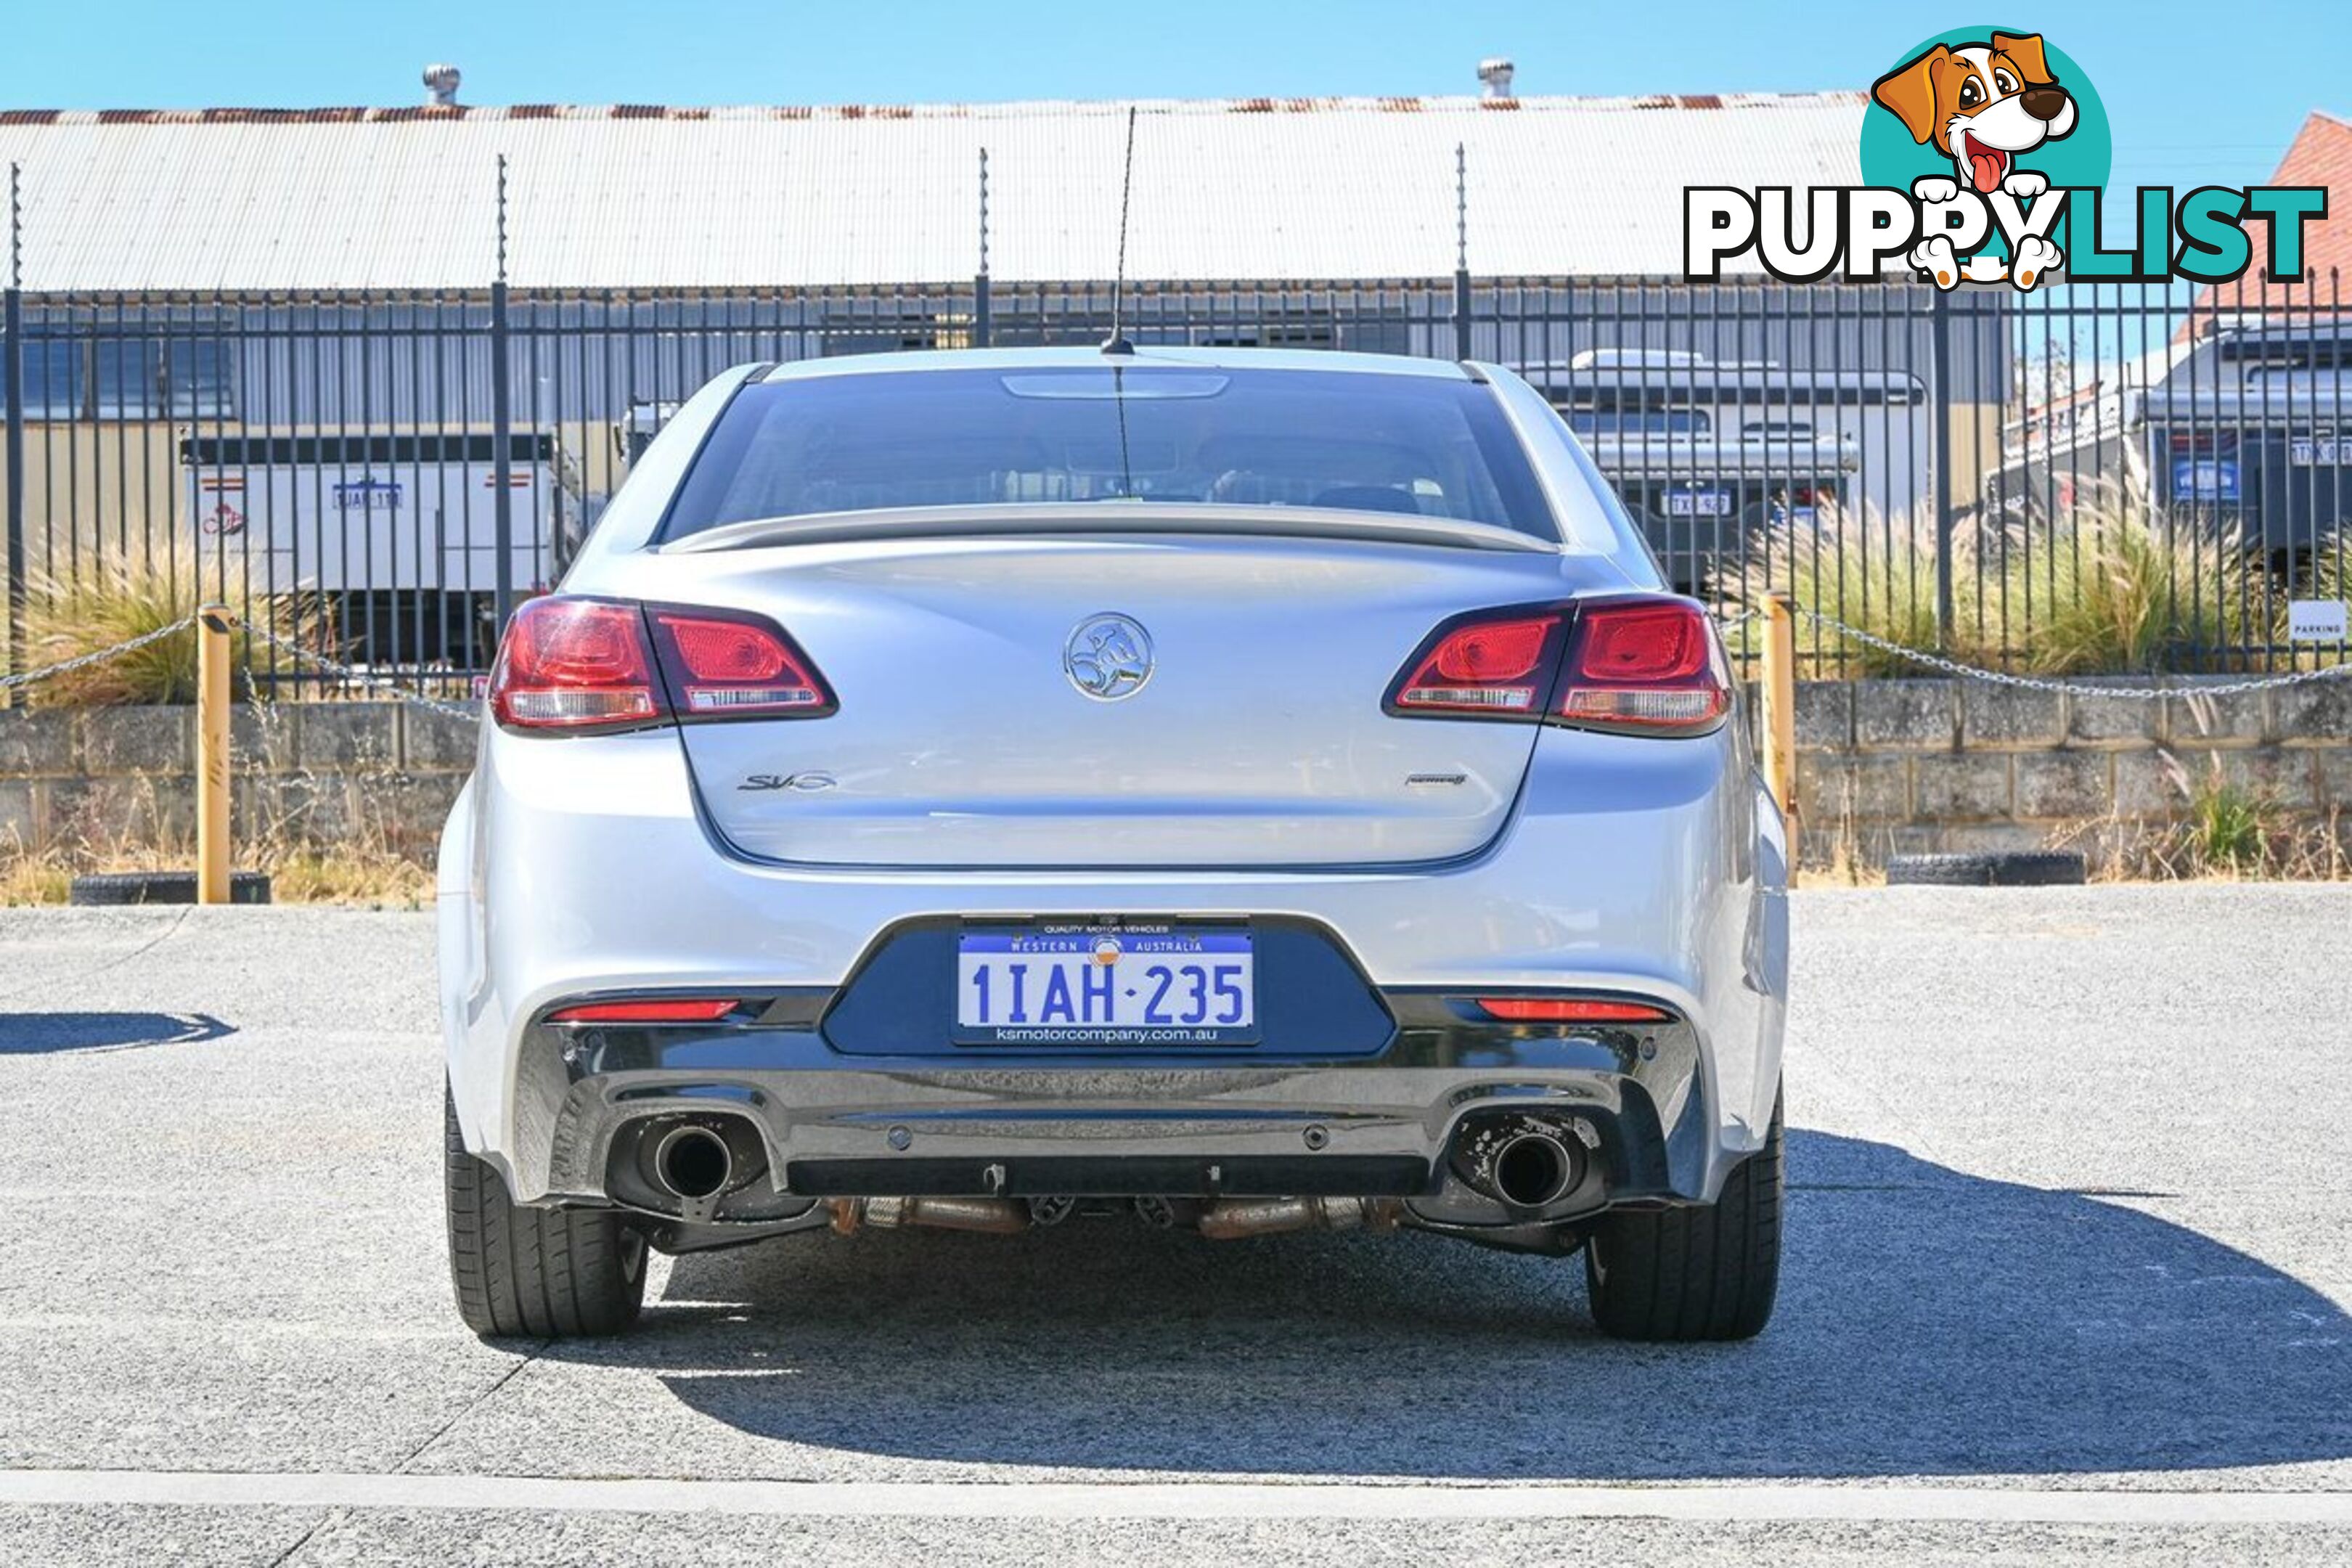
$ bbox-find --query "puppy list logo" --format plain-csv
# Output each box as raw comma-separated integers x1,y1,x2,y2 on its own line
1685,24,2327,293
1868,28,2099,287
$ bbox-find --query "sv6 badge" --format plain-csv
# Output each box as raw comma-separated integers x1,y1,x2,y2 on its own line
738,771,838,793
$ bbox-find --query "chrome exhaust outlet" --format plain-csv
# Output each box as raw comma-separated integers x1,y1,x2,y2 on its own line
828,1196,1031,1236
1197,1196,1400,1240
1489,1131,1577,1207
1451,1117,1585,1210
652,1124,735,1201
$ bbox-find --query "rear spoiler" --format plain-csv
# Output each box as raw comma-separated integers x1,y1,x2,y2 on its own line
661,502,1564,556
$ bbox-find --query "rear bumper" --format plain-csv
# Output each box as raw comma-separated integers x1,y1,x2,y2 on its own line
441,719,1788,1206
511,991,1711,1216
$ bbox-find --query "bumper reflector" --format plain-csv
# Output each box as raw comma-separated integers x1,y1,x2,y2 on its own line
547,997,742,1024
1476,997,1672,1024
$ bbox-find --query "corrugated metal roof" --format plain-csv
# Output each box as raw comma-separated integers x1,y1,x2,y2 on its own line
0,93,1867,291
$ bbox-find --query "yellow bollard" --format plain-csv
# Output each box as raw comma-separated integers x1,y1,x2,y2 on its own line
196,604,233,905
1762,592,1800,865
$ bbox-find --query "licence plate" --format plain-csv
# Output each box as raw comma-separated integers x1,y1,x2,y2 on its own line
955,923,1257,1045
1665,487,1734,517
2174,457,2240,502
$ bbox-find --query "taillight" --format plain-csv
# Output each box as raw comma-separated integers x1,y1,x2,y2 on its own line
1385,594,1729,737
1477,997,1674,1023
489,597,837,733
1384,608,1567,715
489,597,665,732
648,608,836,719
1555,597,1732,736
546,997,742,1024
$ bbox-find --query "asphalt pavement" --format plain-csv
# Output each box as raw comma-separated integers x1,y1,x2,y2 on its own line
1,887,2349,1564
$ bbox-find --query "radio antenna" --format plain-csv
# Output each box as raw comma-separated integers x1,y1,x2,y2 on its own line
1101,106,1138,356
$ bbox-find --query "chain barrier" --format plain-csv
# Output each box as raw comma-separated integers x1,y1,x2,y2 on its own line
235,624,478,721
2,611,478,719
7,604,2339,714
1787,610,2352,702
0,616,198,693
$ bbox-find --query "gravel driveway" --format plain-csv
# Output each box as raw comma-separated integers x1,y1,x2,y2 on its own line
2,887,2348,1564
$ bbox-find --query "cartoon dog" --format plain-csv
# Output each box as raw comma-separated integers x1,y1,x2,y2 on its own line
1872,32,2077,290
1871,32,2078,195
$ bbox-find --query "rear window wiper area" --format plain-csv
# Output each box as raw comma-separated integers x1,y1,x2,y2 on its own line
656,367,1565,546
658,502,1566,556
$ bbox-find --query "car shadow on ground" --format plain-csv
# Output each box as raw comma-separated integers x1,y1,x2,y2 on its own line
544,1129,2352,1479
0,1011,235,1055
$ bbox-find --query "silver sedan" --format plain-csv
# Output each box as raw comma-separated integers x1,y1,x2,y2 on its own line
437,346,1789,1342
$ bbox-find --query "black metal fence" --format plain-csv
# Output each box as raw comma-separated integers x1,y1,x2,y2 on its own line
2,267,2346,688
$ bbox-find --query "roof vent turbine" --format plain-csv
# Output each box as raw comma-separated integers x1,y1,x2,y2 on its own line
1477,57,1516,99
423,63,462,107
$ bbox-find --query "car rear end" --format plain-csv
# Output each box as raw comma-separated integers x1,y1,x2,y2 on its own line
438,349,1788,1342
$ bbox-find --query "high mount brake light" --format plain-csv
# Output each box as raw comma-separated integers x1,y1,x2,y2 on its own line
489,597,836,733
1384,595,1730,737
1477,997,1674,1024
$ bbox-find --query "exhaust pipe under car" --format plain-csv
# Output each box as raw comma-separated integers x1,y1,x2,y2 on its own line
1196,1196,1399,1240
828,1196,1031,1235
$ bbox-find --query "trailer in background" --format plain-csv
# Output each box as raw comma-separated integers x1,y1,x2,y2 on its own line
181,431,559,667
1514,351,1925,589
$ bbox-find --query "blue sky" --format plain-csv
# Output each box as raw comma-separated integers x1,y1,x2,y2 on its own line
0,0,2336,190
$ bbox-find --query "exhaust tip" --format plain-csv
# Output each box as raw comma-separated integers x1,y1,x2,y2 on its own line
1450,1116,1588,1210
653,1124,734,1201
1490,1130,1577,1208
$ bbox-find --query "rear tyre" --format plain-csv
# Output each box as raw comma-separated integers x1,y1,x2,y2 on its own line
68,870,272,906
1583,1091,1782,1342
1885,850,2086,887
444,1090,646,1339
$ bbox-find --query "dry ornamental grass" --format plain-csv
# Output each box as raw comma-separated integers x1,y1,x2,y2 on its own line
6,551,320,709
1732,492,2350,679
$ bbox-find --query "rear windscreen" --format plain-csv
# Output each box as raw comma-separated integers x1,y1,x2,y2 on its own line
660,366,1558,541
